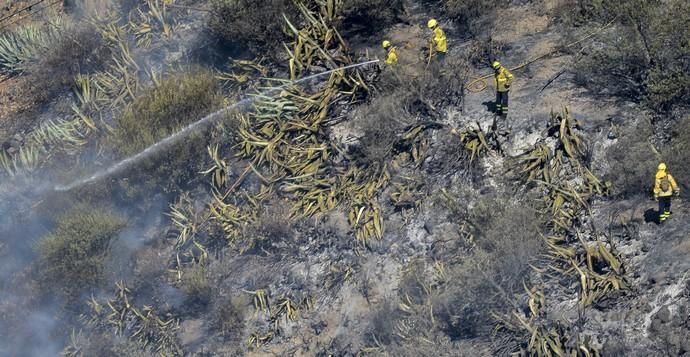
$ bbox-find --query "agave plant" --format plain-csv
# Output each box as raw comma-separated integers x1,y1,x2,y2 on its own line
86,281,182,354
450,123,492,162
0,17,67,74
129,0,176,47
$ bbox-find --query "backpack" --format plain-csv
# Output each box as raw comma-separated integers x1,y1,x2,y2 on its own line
660,175,671,191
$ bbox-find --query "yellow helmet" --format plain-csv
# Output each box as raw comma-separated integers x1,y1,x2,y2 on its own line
427,19,438,29
492,61,501,69
658,162,667,171
382,40,391,49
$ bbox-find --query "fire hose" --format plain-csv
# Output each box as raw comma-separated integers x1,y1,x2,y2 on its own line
466,17,618,93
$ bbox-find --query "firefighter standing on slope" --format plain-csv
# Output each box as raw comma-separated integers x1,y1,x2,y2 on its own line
427,19,447,62
493,61,514,118
382,40,398,66
654,162,680,223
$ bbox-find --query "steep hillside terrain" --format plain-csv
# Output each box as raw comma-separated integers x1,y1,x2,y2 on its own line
0,0,689,356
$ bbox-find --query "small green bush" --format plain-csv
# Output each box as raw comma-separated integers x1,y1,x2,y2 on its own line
36,208,126,297
112,70,222,156
644,66,690,114
208,0,297,54
110,70,223,194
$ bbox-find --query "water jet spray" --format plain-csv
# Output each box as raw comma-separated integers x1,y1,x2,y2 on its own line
54,59,379,192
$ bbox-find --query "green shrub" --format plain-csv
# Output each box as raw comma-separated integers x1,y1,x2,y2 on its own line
208,0,297,54
36,208,126,297
110,70,223,194
112,70,222,156
644,70,690,113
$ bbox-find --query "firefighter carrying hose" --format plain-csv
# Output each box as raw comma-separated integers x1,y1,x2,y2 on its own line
493,60,514,118
654,162,680,223
427,19,447,62
382,40,398,66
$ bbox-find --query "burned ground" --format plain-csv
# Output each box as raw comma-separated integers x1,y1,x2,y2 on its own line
0,0,689,356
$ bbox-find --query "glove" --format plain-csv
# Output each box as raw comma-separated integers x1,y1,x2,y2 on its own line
675,191,680,197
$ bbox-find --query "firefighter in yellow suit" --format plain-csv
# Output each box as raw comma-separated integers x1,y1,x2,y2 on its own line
427,19,447,62
493,61,514,117
654,162,680,223
382,40,398,65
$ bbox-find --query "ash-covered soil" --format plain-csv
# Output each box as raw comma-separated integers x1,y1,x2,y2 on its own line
0,0,689,356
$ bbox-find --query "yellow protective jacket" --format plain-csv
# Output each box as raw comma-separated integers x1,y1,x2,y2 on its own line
654,170,679,198
432,27,447,53
385,47,398,65
495,67,514,92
